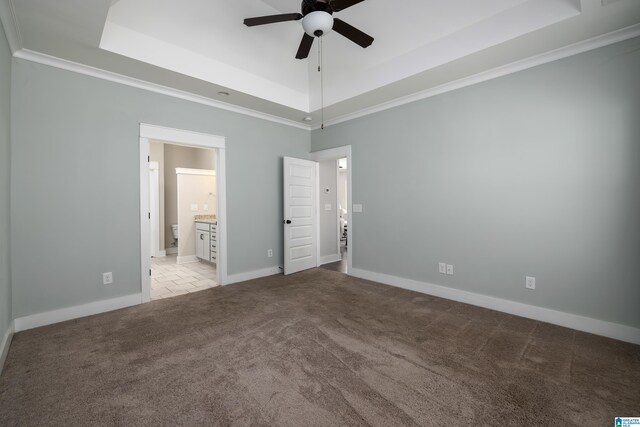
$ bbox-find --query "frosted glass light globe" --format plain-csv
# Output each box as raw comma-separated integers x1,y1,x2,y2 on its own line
302,11,334,37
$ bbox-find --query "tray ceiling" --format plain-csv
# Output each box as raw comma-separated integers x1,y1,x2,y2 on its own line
4,0,640,127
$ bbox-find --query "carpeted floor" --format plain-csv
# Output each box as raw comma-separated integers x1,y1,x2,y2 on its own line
1,268,638,426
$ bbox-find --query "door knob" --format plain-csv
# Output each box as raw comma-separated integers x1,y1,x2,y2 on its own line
284,220,292,224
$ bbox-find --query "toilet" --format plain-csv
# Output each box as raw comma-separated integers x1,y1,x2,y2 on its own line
171,224,179,240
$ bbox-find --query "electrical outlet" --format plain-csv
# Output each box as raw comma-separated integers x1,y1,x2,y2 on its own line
526,276,536,290
267,249,273,258
446,264,454,275
438,263,447,274
102,272,113,285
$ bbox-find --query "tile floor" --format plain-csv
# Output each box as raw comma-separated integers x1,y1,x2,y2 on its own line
150,254,218,300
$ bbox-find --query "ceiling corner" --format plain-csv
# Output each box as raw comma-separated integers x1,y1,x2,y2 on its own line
0,0,22,54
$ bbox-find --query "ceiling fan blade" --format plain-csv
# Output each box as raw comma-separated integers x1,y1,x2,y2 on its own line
332,0,366,12
244,13,302,27
296,33,315,59
332,18,374,48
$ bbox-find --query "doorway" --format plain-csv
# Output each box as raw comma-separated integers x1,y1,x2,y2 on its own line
148,143,218,300
140,124,227,303
310,146,353,275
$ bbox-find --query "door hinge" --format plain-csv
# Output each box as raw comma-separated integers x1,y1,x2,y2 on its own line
148,212,151,219
148,156,150,162
149,269,151,276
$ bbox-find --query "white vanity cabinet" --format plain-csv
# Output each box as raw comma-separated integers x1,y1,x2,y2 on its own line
195,221,217,265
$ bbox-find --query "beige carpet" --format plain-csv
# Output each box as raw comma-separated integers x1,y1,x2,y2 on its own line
1,268,638,426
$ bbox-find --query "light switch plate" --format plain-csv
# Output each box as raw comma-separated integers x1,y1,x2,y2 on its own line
353,204,363,213
325,204,332,211
204,204,209,211
191,204,198,212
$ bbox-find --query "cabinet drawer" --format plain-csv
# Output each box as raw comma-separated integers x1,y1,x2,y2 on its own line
196,223,210,232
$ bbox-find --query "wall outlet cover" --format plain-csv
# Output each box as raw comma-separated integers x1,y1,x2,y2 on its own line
526,276,536,290
353,204,363,213
191,204,199,212
446,264,454,275
267,249,273,258
438,263,447,274
102,272,113,285
204,204,209,211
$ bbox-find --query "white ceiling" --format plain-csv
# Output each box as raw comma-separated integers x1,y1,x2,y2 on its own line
3,0,640,128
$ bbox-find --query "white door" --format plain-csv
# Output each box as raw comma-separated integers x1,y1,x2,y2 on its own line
283,157,318,275
149,162,160,258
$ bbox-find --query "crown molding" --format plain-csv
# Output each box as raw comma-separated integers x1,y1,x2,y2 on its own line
0,0,22,53
7,21,640,132
313,23,640,130
12,49,311,131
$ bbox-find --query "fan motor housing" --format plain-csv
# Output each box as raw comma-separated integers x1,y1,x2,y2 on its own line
302,0,334,16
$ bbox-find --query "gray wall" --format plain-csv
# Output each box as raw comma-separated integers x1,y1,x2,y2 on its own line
0,18,12,341
11,59,309,318
319,159,338,259
311,37,640,329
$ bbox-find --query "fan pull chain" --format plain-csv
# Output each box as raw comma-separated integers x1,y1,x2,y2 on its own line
318,35,325,130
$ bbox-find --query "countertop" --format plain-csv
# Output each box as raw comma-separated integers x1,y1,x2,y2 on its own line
194,215,217,225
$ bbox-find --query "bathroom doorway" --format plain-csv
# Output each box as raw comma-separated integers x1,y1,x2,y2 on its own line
147,142,218,300
140,124,227,303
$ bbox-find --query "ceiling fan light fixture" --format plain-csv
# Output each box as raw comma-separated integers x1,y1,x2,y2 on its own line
302,11,333,37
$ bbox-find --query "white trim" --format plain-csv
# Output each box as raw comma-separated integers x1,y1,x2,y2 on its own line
0,0,22,54
175,168,216,176
155,250,167,258
177,255,198,265
141,123,226,147
13,49,310,130
313,23,640,130
226,267,282,285
8,24,640,131
320,254,342,265
0,320,14,374
310,146,352,275
350,268,640,345
149,161,160,258
140,138,151,303
165,247,178,255
13,294,142,332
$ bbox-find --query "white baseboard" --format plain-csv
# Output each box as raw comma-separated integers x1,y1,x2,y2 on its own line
0,320,15,375
13,293,143,332
227,266,282,285
350,268,640,345
166,247,178,255
177,255,198,265
320,254,343,265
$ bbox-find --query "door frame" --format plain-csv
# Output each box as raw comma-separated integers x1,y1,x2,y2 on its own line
310,146,352,274
139,123,227,303
149,161,163,258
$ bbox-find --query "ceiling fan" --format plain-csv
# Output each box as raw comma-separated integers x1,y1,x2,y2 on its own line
244,0,374,59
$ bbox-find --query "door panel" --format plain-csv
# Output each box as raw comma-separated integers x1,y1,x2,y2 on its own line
284,157,317,275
